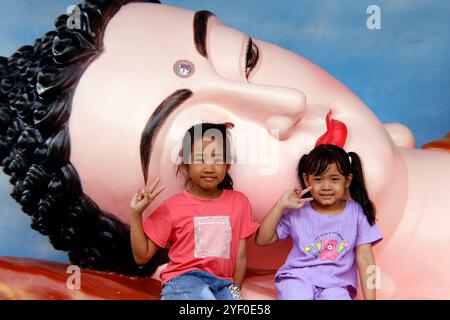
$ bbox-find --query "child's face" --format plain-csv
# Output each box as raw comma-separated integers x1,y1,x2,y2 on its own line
187,138,228,191
303,163,352,207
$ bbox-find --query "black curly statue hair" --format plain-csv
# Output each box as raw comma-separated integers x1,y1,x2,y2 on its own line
0,0,169,276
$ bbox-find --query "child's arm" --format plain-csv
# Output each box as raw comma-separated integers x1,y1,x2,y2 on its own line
254,200,285,246
356,244,377,300
130,209,160,265
129,178,166,265
233,239,247,287
255,186,312,246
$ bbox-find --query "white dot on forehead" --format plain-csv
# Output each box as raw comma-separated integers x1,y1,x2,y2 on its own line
173,60,195,78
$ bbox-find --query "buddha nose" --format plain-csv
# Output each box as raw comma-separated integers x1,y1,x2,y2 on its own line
196,79,306,140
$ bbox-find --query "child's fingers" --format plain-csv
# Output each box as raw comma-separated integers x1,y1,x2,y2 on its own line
146,177,161,194
295,197,313,208
137,189,145,201
300,186,312,196
295,197,313,204
150,185,166,200
145,185,166,201
290,187,301,196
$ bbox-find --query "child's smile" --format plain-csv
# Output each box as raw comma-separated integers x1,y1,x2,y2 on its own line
303,163,352,214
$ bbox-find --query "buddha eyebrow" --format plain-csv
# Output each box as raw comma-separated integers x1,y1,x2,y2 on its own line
193,10,215,58
140,89,193,184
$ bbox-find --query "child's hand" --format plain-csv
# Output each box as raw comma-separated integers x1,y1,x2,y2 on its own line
130,178,166,215
279,186,313,209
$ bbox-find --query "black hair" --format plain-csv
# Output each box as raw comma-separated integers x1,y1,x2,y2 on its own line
297,144,376,225
0,0,167,277
176,123,234,190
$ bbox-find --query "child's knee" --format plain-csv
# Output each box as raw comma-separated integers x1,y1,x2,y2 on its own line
316,287,351,300
161,273,216,300
275,277,315,300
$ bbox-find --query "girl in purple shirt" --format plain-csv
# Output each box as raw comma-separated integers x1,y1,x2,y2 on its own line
255,144,382,300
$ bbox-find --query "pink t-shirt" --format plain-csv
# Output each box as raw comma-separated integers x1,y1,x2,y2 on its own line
142,189,259,284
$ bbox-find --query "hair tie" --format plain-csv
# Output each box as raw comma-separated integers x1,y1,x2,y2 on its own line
348,154,352,165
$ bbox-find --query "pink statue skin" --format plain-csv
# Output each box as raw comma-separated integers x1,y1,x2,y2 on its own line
66,3,450,299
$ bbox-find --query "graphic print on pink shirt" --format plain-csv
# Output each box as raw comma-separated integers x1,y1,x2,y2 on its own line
194,216,231,259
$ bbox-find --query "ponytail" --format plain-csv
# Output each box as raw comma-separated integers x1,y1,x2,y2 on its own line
348,152,376,225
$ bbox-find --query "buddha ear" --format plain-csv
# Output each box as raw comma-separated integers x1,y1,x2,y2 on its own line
224,122,235,129
384,123,416,148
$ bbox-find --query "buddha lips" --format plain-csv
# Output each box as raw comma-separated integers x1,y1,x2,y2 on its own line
315,111,348,148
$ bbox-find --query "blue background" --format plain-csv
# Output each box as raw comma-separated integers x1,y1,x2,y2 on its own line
0,0,449,263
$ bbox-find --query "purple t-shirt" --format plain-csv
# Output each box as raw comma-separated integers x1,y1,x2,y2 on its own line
275,200,382,297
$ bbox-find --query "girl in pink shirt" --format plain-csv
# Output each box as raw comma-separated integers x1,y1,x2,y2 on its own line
129,123,259,300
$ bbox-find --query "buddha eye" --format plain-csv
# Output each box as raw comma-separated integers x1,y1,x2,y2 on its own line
245,38,259,79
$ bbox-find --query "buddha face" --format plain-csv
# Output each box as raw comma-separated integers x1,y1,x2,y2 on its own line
69,3,396,267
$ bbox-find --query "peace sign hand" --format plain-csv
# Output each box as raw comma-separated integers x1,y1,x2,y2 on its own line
130,178,166,215
279,186,313,209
